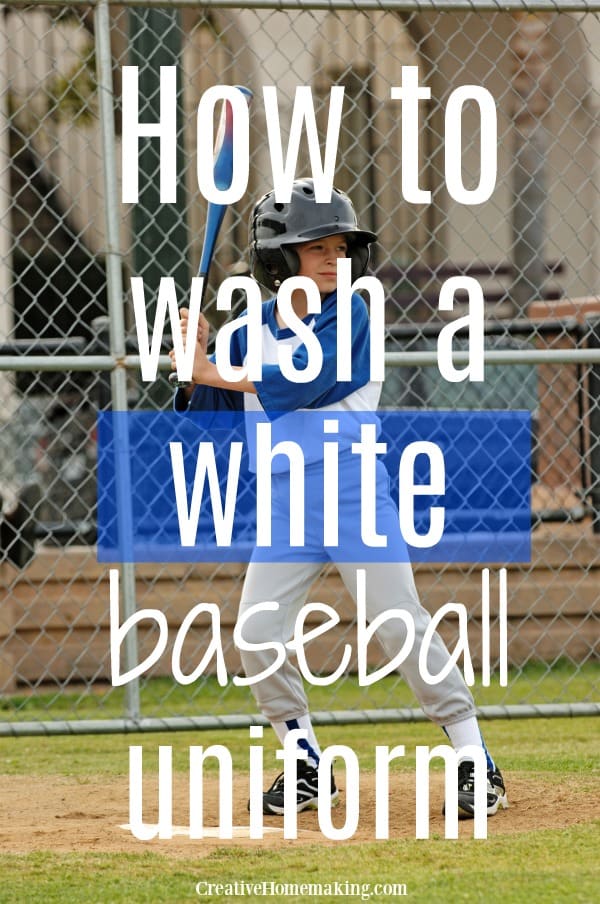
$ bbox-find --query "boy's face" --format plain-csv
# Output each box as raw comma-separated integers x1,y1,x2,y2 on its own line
294,233,349,297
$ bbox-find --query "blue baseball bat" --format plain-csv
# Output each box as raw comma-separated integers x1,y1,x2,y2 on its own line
169,85,252,387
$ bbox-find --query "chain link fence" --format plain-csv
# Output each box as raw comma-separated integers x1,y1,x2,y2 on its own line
0,0,599,734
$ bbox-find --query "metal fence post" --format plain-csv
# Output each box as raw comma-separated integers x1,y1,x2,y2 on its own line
587,318,600,534
94,0,141,722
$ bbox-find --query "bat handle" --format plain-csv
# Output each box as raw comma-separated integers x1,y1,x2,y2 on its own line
168,275,209,389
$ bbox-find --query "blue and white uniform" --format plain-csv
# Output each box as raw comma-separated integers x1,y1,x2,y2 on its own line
176,291,476,736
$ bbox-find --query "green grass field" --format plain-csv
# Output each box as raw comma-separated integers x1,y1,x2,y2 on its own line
1,717,599,903
2,827,599,904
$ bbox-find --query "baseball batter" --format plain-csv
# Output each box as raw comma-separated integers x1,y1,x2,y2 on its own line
170,179,508,820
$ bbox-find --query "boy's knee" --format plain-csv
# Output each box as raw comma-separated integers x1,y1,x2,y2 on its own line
234,612,272,650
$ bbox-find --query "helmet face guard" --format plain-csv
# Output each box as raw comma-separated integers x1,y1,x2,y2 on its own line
249,178,377,291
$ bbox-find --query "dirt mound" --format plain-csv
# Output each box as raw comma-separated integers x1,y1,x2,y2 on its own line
2,770,597,855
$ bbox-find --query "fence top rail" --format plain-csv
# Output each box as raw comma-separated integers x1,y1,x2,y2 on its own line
3,0,600,13
2,348,600,372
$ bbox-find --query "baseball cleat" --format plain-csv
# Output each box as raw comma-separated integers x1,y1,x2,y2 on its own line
258,760,339,815
443,760,509,818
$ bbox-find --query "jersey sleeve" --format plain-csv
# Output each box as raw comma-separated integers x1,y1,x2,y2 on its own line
255,292,372,415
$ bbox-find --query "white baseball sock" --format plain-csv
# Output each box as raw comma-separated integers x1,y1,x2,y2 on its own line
443,716,496,770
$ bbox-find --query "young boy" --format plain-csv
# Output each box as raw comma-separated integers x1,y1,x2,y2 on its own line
170,178,508,820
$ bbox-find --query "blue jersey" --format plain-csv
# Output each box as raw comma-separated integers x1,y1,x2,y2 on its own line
174,292,407,560
175,290,381,418
175,290,381,474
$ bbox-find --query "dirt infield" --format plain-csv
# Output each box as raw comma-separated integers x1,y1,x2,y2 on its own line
2,771,598,855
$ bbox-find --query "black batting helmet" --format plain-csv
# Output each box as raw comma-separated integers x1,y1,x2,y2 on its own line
249,178,377,291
